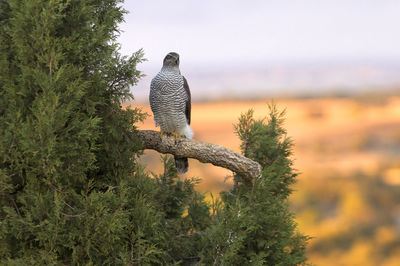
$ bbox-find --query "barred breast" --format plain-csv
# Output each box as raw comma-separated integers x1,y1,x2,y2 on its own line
149,69,189,136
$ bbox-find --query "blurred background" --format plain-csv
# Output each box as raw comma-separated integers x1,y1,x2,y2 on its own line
119,1,400,265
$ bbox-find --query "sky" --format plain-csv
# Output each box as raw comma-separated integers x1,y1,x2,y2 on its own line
117,1,400,100
119,0,400,66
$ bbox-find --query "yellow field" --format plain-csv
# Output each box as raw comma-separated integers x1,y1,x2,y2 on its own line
136,96,400,184
133,96,400,265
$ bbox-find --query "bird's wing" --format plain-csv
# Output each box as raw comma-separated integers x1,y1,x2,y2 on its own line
149,78,156,112
183,76,191,125
149,78,159,127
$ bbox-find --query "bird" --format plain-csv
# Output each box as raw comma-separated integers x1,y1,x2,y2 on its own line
149,52,193,174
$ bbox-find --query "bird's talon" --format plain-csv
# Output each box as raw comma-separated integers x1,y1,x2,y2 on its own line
171,131,177,142
160,130,167,138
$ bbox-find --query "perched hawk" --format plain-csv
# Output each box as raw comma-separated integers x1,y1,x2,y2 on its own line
149,52,193,173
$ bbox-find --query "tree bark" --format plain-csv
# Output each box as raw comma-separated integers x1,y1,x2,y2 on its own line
137,130,261,181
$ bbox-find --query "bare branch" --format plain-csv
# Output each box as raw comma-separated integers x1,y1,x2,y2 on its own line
137,130,261,181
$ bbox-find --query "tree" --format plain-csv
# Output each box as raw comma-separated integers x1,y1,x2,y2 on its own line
198,106,309,265
0,0,308,264
0,0,154,264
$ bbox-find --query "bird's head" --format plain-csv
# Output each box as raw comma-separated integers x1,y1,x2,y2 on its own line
163,52,180,67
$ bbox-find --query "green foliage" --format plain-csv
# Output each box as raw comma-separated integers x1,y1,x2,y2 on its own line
0,0,157,264
199,105,308,265
234,105,297,198
0,0,307,264
150,156,211,264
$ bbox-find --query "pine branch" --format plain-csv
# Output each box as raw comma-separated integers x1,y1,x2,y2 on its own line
137,130,262,181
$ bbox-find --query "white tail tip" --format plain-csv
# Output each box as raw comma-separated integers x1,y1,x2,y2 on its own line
184,124,193,139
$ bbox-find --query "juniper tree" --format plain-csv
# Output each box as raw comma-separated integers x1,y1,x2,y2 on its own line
199,105,309,265
0,0,163,264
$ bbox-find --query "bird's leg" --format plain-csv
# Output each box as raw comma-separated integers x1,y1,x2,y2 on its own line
160,130,184,143
171,131,186,144
172,131,180,141
160,130,167,138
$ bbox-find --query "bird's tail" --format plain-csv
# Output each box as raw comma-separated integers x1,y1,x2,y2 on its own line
174,124,192,174
175,156,188,174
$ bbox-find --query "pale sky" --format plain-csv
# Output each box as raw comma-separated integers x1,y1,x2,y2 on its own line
117,1,400,101
119,0,400,67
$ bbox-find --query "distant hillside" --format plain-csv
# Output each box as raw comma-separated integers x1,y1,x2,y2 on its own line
131,61,400,103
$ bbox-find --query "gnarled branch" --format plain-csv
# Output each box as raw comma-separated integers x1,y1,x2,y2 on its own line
137,130,261,181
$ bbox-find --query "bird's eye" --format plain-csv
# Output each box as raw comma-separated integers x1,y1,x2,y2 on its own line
175,59,179,64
